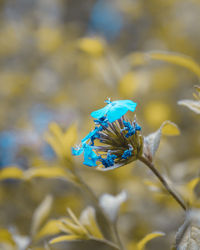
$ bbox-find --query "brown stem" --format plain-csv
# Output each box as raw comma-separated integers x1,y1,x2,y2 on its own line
139,156,187,211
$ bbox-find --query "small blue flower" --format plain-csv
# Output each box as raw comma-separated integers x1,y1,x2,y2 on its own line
122,121,135,138
72,145,84,156
94,116,108,127
100,152,117,168
81,126,102,146
91,99,137,123
135,124,141,131
83,144,100,167
122,149,132,159
81,128,98,144
72,144,99,167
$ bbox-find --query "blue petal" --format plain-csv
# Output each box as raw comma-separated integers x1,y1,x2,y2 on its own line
112,100,137,112
107,106,128,122
83,145,98,167
90,105,110,119
81,129,97,144
72,146,84,156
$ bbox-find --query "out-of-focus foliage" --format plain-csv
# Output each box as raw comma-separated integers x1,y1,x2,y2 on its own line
0,0,200,249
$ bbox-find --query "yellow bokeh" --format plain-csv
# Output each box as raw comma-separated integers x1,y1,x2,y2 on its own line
144,101,171,127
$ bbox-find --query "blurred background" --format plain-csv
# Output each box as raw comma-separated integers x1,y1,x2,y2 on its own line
0,0,200,249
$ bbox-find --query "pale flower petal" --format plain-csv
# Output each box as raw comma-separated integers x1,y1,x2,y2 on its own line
99,191,127,222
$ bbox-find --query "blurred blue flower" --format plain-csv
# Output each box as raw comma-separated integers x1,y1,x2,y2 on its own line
0,131,18,167
91,99,137,123
31,104,53,134
88,0,124,40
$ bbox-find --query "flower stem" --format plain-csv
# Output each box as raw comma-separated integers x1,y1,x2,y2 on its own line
90,236,120,250
113,221,125,250
73,168,117,242
139,155,187,211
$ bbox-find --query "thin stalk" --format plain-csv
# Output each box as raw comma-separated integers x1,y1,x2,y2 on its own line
139,155,187,211
90,236,120,250
73,168,117,242
113,221,124,250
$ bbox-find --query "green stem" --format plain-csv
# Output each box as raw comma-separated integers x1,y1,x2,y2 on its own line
139,155,187,211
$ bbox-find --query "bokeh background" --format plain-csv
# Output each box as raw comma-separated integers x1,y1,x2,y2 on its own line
0,0,200,249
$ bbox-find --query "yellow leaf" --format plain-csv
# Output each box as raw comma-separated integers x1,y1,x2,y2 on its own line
45,123,77,162
80,207,103,239
78,37,105,56
64,124,77,159
137,232,165,250
61,218,87,236
161,121,180,136
45,133,64,159
67,208,86,231
186,177,200,205
0,229,15,246
50,235,81,244
187,178,200,193
147,51,200,78
31,195,53,237
35,220,62,240
0,167,23,180
24,167,68,180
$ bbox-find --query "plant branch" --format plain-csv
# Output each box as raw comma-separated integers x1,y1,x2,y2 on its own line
113,221,125,250
72,167,117,243
139,155,187,211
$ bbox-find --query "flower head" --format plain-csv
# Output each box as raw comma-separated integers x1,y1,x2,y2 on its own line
72,99,143,170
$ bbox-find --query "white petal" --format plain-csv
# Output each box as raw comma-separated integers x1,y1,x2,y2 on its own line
178,99,200,114
99,191,127,222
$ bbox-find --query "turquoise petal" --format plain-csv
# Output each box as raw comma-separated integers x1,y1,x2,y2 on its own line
91,105,110,119
72,146,84,156
107,105,128,122
83,145,98,167
81,129,97,144
112,100,137,111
